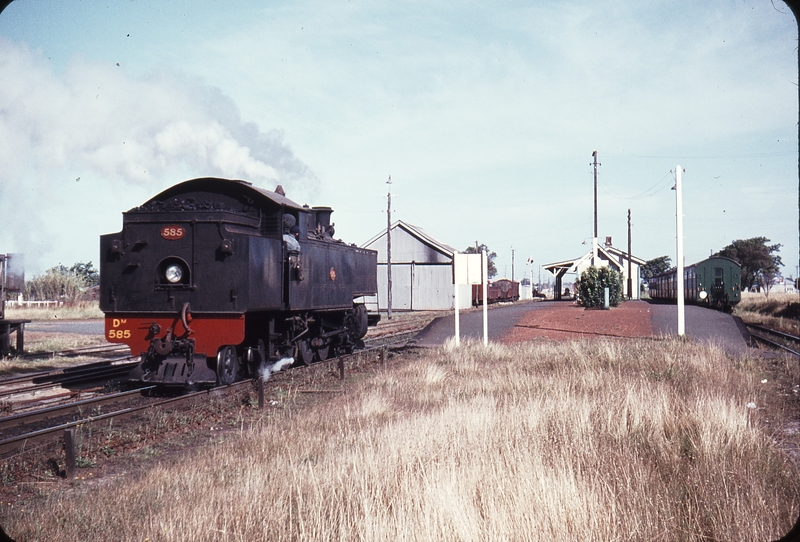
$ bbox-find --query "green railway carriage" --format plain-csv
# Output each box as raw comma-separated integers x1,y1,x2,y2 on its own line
648,256,741,310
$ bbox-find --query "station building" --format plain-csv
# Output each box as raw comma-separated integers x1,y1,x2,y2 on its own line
544,238,645,301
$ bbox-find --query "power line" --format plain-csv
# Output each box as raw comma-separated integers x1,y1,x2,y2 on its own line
598,171,674,201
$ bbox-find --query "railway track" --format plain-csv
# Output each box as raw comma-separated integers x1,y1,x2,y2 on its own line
0,358,140,413
0,326,421,465
18,343,131,359
747,323,800,357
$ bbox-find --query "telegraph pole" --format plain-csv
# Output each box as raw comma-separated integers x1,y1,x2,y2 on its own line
591,151,600,266
386,175,393,320
511,247,515,282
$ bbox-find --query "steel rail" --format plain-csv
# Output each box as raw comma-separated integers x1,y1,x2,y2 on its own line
0,383,247,460
17,343,130,359
747,323,800,344
0,357,138,387
0,386,157,433
749,332,800,358
0,363,139,400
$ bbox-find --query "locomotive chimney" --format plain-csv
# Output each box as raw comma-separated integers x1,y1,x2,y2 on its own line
313,206,333,229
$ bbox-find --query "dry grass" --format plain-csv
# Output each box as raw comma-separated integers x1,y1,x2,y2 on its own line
734,291,800,335
4,301,104,321
1,338,798,541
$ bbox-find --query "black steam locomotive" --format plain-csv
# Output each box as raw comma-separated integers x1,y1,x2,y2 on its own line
100,177,379,386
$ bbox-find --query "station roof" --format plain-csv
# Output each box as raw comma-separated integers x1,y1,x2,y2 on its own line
544,245,646,277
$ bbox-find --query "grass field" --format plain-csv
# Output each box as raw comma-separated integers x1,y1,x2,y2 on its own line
4,301,104,321
734,291,800,335
1,337,797,541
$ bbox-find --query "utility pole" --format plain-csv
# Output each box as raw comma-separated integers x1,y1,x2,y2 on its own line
627,209,632,299
673,166,685,336
527,258,534,297
511,247,515,282
386,175,392,320
591,151,600,266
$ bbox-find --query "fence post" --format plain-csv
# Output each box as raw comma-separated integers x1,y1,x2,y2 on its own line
64,428,76,480
258,377,265,409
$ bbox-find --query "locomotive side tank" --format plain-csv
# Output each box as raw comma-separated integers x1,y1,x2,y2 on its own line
648,256,741,310
100,178,378,386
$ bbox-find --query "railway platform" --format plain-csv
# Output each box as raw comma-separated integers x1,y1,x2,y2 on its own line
412,300,750,354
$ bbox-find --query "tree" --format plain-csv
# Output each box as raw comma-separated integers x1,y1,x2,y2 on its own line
68,261,99,287
24,261,99,302
758,268,781,298
641,256,672,281
464,242,498,279
715,237,782,292
577,266,624,308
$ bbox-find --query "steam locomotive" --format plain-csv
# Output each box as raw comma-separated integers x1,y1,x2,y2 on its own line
100,177,379,386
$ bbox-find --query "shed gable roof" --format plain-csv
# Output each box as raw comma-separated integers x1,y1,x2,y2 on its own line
363,220,457,259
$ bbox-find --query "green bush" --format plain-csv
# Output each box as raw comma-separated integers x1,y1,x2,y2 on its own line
578,266,624,308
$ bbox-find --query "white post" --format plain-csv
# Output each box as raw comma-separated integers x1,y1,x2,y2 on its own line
676,166,685,336
482,249,488,346
454,278,460,346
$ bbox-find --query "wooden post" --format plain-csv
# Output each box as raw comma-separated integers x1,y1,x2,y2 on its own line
258,377,265,408
64,428,76,480
16,323,24,354
338,358,345,380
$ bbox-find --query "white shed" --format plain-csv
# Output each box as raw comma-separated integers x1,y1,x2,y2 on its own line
363,221,467,311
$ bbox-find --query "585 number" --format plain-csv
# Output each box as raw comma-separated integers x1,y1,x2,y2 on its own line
161,225,186,240
108,329,131,339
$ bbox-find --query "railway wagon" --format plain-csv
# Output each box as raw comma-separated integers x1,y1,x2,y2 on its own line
100,177,379,386
472,279,520,306
648,256,741,310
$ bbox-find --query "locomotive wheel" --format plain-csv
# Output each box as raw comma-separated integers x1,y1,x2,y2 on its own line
315,342,330,362
216,345,239,385
296,339,314,366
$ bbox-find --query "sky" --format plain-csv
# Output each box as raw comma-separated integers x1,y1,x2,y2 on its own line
0,0,798,284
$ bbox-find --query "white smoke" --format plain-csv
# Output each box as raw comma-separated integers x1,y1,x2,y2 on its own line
0,37,318,272
258,357,295,381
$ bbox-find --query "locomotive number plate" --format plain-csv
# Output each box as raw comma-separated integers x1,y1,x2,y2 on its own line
161,225,186,240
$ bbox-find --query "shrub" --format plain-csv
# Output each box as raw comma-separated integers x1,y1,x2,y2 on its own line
578,266,624,308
